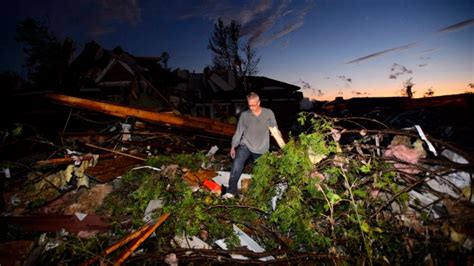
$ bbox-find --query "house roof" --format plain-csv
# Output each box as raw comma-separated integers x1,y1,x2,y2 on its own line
246,76,300,92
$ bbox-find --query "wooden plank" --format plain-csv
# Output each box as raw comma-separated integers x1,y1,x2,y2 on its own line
46,94,235,137
85,155,142,183
35,153,115,168
85,143,146,161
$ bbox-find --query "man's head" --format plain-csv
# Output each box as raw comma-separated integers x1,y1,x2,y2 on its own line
246,92,261,113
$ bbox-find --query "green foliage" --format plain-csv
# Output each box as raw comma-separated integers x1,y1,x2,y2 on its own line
38,235,106,264
95,112,461,263
245,113,344,251
12,123,23,136
103,162,250,251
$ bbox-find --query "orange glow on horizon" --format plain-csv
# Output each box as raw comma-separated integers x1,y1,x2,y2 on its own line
307,81,472,101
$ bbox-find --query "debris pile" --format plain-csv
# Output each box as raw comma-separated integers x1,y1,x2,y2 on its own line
1,99,473,264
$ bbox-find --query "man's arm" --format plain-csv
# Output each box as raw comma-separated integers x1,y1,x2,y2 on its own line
268,109,278,128
230,113,245,159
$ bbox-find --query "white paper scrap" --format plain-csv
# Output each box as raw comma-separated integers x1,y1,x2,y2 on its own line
74,212,88,221
415,125,437,156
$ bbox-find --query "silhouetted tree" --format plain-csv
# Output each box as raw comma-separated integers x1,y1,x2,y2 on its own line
208,18,260,82
160,51,170,70
424,87,435,97
15,17,75,90
469,83,474,89
402,78,415,98
0,71,24,92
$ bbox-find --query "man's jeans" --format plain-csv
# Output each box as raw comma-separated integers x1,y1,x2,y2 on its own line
227,145,261,195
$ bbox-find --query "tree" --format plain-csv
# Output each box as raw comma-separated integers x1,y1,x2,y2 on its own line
15,17,75,90
401,78,415,98
207,18,260,85
423,87,435,97
160,51,170,70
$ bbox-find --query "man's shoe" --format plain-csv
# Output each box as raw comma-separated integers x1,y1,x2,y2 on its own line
222,193,235,199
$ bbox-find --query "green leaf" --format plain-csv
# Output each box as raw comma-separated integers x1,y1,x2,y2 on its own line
373,227,383,233
327,191,341,204
361,221,370,233
353,189,367,198
358,163,371,174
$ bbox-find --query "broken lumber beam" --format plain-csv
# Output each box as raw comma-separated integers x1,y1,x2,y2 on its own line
114,213,170,265
35,153,115,168
85,143,146,161
46,94,235,137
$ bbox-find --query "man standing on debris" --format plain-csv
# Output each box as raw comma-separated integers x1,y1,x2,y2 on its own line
222,92,278,199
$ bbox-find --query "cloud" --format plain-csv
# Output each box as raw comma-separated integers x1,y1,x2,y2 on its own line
437,18,474,33
420,48,437,54
296,78,312,90
337,75,352,88
296,78,324,97
343,19,472,65
389,63,412,79
175,0,314,47
337,75,352,83
351,90,368,96
345,43,416,64
257,1,313,46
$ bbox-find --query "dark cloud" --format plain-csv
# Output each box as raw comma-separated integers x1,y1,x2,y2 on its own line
389,63,412,79
175,0,314,47
437,18,474,33
296,78,312,90
345,43,416,64
351,90,368,96
421,48,437,54
344,19,473,65
337,75,352,88
296,78,324,97
259,1,313,46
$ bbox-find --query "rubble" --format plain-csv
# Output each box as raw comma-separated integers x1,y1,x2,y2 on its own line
1,96,474,265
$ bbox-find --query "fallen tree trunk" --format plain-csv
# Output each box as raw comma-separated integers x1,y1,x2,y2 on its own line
46,94,236,137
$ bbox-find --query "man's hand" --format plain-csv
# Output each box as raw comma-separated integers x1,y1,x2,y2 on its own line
230,146,236,159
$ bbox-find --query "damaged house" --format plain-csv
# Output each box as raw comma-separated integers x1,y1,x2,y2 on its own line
69,41,303,127
186,69,303,127
68,41,178,111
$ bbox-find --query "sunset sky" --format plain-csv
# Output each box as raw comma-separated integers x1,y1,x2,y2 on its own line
1,0,472,101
